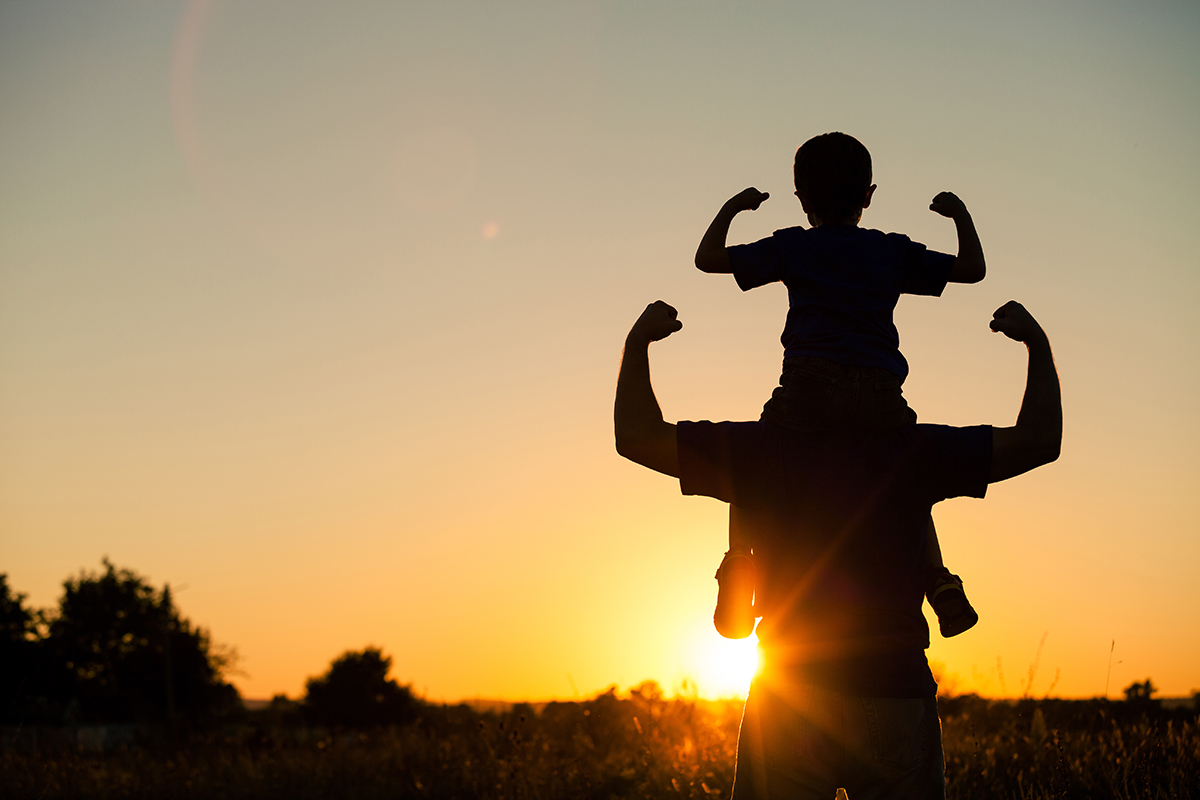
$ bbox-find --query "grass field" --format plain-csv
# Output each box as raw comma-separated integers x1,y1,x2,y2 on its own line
3,689,1197,799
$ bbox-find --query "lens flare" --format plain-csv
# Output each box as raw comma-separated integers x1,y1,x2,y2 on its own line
687,630,760,699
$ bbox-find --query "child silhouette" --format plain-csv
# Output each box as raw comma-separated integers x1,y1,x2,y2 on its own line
696,132,986,640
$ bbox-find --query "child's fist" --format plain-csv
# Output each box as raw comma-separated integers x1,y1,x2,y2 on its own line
929,191,967,219
727,187,770,212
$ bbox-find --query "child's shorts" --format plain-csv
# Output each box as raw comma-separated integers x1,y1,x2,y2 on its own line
760,356,917,433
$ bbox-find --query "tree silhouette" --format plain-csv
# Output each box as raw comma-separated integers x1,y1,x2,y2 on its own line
1123,678,1158,704
0,574,43,723
304,647,418,728
46,559,238,725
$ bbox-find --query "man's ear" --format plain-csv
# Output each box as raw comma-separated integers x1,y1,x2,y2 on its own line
862,184,877,209
795,190,812,214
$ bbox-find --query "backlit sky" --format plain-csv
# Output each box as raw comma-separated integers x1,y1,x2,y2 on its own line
2,0,1197,702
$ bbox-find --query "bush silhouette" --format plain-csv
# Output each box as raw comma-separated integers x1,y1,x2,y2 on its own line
304,647,418,728
1123,678,1158,704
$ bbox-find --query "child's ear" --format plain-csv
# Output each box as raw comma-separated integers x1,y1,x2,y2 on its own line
862,184,877,209
795,190,813,214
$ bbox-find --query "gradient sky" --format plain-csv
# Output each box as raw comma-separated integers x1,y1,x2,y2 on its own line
2,0,1197,703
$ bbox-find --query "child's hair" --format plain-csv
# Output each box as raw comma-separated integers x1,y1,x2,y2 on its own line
793,133,873,221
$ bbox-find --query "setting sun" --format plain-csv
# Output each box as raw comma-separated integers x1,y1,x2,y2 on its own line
685,629,761,699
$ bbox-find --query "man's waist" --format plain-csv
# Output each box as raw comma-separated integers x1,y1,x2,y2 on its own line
755,638,936,698
756,634,928,665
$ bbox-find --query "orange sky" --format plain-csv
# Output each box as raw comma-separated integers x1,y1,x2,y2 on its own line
1,0,1198,702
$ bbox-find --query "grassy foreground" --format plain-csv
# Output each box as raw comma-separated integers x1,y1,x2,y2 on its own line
3,689,1197,799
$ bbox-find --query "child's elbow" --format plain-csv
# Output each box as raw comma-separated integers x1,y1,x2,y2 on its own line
695,249,730,274
951,259,985,284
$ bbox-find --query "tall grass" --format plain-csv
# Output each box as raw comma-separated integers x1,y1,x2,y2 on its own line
3,690,1196,799
940,696,1200,800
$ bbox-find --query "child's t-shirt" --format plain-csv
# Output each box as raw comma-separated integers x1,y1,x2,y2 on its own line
727,225,954,381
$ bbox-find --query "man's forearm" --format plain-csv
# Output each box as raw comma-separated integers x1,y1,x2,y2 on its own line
615,335,661,443
990,332,1062,482
614,330,679,477
1015,335,1062,459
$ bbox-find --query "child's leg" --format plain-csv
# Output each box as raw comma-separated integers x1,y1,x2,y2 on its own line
924,517,945,573
759,357,849,433
714,505,756,639
924,516,979,637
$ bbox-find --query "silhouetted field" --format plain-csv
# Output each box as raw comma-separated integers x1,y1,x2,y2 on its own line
3,688,1197,799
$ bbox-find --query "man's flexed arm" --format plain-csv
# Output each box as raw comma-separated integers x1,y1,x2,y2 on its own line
615,301,683,478
989,301,1063,483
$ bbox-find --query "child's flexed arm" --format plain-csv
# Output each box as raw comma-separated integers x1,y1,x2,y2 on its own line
930,191,986,284
695,188,770,274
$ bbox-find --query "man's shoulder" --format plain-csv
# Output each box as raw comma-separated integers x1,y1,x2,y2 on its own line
676,420,772,504
902,423,993,449
679,420,992,455
678,421,993,503
902,424,994,499
677,419,768,443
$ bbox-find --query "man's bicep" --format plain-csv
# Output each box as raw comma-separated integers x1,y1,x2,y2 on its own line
989,426,1034,483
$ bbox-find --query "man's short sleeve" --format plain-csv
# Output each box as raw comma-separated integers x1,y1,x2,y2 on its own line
677,420,751,504
899,236,955,297
912,424,993,502
728,234,783,292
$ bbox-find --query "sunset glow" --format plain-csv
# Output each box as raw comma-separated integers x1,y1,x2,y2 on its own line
688,632,762,700
1,1,1197,705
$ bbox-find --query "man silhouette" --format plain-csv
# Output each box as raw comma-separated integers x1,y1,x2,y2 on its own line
614,299,1061,799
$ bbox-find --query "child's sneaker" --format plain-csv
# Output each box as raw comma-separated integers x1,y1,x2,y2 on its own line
927,569,978,637
714,547,756,639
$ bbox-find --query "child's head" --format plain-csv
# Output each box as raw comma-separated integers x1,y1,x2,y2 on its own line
793,133,875,225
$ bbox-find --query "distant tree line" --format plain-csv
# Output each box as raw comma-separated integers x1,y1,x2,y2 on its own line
2,561,420,732
1,561,239,729
2,560,1184,738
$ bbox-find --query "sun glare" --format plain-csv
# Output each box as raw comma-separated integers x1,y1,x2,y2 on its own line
686,630,761,699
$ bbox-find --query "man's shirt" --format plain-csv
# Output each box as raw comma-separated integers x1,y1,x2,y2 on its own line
679,420,992,696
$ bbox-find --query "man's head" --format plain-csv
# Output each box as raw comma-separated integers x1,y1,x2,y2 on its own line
793,133,876,226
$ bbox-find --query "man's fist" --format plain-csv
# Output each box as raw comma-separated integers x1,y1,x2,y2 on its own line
929,191,968,219
990,300,1046,345
629,301,683,345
